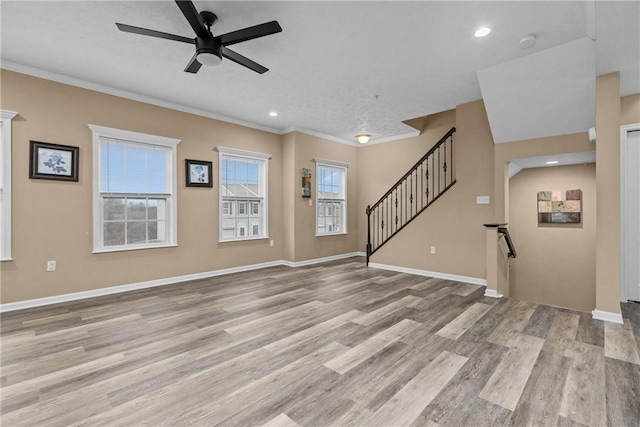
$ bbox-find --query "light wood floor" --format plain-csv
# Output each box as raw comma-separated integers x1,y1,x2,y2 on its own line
1,257,639,426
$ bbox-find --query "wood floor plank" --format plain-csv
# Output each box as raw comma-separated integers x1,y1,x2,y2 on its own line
368,350,468,427
575,312,604,347
353,295,421,326
510,349,571,426
422,341,506,424
441,396,513,427
604,357,640,426
541,310,580,355
324,318,421,375
604,320,640,364
435,302,493,340
522,304,558,339
263,310,363,355
478,333,545,411
485,300,535,348
262,413,301,427
559,341,607,426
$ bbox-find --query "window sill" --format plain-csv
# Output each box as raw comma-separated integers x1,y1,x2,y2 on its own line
315,232,348,237
92,243,178,254
0,257,13,262
219,236,270,243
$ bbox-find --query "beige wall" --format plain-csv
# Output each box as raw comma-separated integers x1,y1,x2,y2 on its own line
621,93,640,125
1,70,288,303
357,109,456,247
0,70,363,304
494,132,593,223
595,72,621,314
281,132,296,262
358,102,495,280
287,132,360,262
509,164,596,312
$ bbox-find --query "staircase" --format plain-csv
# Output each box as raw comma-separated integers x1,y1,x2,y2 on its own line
366,127,456,265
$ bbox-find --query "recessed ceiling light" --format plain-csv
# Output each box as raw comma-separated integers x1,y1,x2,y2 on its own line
474,27,491,38
546,160,559,165
269,111,278,117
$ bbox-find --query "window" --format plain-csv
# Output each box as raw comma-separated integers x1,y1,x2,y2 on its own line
223,202,232,216
89,125,180,252
218,146,270,241
0,110,17,261
315,158,348,235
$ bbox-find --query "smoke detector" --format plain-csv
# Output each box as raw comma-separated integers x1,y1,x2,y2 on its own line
519,34,536,49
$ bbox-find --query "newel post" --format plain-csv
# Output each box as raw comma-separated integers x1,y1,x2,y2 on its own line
483,223,509,298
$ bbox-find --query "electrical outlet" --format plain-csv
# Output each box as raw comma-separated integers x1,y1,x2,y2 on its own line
47,260,56,271
308,199,313,207
270,240,274,247
430,246,436,255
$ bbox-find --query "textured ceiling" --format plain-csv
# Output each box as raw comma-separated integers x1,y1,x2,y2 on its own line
1,1,638,146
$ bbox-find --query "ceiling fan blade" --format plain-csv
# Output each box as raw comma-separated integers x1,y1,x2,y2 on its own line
184,53,202,73
221,47,268,74
219,21,282,47
175,0,209,38
116,23,195,44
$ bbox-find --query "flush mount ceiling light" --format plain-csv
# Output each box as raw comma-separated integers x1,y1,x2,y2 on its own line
356,134,371,144
269,111,278,117
474,27,491,38
546,160,559,165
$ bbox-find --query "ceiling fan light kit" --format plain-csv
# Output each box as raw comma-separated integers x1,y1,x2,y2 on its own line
116,0,281,74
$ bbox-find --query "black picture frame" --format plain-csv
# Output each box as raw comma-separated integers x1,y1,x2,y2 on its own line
29,140,79,182
185,159,213,187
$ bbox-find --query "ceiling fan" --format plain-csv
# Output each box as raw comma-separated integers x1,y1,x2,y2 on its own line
116,0,282,74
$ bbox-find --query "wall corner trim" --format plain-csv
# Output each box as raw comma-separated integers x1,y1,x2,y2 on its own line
591,309,624,324
484,289,504,299
368,262,487,286
0,253,364,313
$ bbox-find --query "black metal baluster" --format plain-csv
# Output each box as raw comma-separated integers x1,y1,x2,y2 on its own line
426,163,429,202
451,134,454,184
443,136,447,188
410,173,413,218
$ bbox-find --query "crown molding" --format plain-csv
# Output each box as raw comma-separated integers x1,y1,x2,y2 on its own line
1,61,281,135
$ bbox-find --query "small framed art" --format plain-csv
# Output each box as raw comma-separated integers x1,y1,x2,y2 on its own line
301,167,311,198
29,140,79,182
186,159,213,187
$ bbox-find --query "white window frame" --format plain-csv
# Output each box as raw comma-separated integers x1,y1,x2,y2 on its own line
89,124,180,253
217,146,270,242
0,110,18,261
315,158,348,236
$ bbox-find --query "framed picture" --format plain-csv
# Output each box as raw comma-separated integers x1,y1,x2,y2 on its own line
29,140,79,182
301,167,311,198
537,189,582,224
186,159,213,187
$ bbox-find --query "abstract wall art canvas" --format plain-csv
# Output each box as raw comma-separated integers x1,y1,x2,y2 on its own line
537,189,582,224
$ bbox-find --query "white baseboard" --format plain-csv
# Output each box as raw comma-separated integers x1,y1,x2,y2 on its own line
0,252,364,313
484,289,504,299
368,262,486,286
591,309,624,324
282,252,364,268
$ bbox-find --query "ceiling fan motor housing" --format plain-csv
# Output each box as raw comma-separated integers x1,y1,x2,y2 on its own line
196,36,222,63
